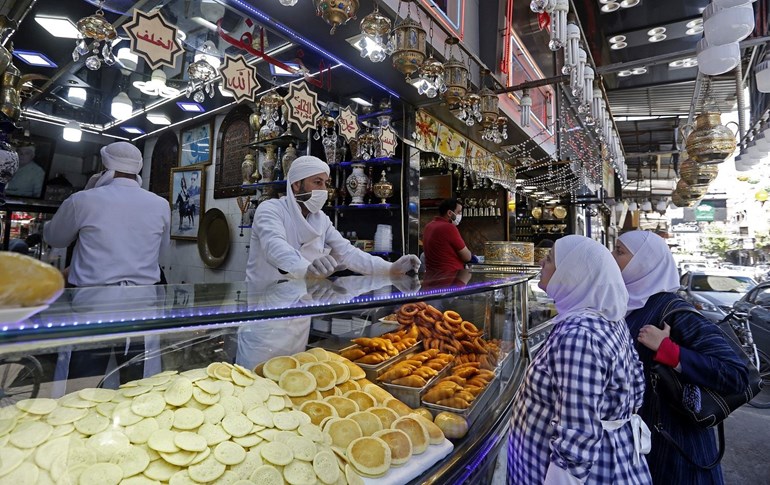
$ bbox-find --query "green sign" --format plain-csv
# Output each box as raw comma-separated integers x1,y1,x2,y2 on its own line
695,202,715,222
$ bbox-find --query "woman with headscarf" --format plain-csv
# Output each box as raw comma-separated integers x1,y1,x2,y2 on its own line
613,230,748,484
508,235,651,485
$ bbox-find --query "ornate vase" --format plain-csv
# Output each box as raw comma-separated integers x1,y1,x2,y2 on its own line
282,143,298,175
0,141,19,205
325,180,336,206
684,112,737,164
345,163,369,205
372,170,393,204
260,145,277,182
679,156,719,186
241,153,256,185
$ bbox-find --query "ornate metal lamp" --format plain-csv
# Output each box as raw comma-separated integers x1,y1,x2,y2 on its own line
414,54,446,98
357,131,379,160
249,91,285,141
314,0,360,34
186,41,220,102
442,38,469,107
72,0,117,70
390,2,426,81
358,2,393,62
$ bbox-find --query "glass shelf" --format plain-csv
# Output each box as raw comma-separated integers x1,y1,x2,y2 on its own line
338,157,401,167
333,204,400,210
243,134,303,149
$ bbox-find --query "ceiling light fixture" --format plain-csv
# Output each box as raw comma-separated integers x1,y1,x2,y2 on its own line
618,70,633,77
755,53,770,92
600,2,620,13
610,41,628,50
187,40,220,102
649,33,667,42
686,19,703,28
647,27,667,36
12,49,57,68
357,3,393,63
177,101,206,112
34,16,80,38
350,96,373,107
63,121,82,142
686,26,704,35
146,113,171,125
133,69,181,98
620,0,640,7
703,2,755,46
116,47,138,73
631,67,647,75
67,87,87,107
121,127,144,135
608,35,626,43
111,91,133,120
696,37,740,75
269,62,302,77
73,1,117,70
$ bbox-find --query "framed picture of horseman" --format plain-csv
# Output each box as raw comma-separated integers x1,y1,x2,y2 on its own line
169,166,205,240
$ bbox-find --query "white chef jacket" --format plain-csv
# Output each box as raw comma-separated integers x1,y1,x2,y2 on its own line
245,195,392,282
44,178,171,286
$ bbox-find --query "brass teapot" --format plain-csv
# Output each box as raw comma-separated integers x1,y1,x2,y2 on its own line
0,62,46,122
683,112,737,164
675,178,708,201
678,153,719,187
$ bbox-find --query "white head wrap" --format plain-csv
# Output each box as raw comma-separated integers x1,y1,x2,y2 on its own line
100,142,143,175
546,235,628,323
619,230,680,313
282,155,330,238
85,170,142,189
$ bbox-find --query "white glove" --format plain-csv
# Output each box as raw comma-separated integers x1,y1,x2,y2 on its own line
390,274,421,294
390,254,421,275
307,254,339,278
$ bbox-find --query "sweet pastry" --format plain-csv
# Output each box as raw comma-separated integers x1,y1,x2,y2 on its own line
0,252,64,307
346,436,392,477
392,416,429,454
372,429,412,466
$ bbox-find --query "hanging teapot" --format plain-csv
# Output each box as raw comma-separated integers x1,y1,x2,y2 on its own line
0,62,46,122
678,152,719,187
682,112,737,164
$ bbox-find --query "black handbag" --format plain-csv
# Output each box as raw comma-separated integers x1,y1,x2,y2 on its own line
649,301,763,469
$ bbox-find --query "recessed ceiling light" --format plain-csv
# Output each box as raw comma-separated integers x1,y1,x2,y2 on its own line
62,121,82,142
610,42,628,50
686,19,703,29
177,101,206,112
13,49,57,68
350,96,373,107
647,27,667,36
618,70,633,77
600,2,620,12
269,62,301,77
121,127,145,135
631,67,647,75
686,26,704,35
67,87,87,107
649,34,667,42
609,35,626,43
669,59,686,68
620,0,640,7
146,113,171,125
34,15,80,39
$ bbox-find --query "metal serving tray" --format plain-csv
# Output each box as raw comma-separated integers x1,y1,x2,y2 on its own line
421,375,500,429
468,263,540,277
379,360,452,409
344,341,424,381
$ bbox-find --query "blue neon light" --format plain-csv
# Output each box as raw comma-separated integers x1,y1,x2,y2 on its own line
425,0,463,31
226,0,400,99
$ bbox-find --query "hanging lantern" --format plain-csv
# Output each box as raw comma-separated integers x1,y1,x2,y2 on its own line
443,56,469,106
357,131,379,160
456,92,482,126
479,86,499,128
187,41,220,102
520,88,532,127
315,114,339,148
249,91,285,141
413,54,446,98
314,0,360,35
391,15,427,80
72,0,117,70
358,3,392,62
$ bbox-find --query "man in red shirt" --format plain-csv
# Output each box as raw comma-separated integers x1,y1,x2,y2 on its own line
423,198,474,274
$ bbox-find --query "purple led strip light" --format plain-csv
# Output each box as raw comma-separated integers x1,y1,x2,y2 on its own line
226,0,400,99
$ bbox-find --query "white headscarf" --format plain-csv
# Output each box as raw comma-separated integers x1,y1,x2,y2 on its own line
85,170,142,189
546,235,628,323
619,230,680,313
284,155,331,238
101,142,143,174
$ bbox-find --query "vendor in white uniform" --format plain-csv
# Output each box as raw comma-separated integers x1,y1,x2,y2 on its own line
44,141,171,287
239,155,420,368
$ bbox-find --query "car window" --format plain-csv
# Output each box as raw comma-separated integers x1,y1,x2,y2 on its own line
690,275,755,293
753,288,770,307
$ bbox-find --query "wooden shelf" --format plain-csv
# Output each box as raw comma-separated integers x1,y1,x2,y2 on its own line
244,134,303,149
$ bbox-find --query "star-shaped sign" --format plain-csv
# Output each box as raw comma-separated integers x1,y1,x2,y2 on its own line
220,54,260,104
336,106,360,144
124,9,183,70
379,125,398,158
284,82,321,133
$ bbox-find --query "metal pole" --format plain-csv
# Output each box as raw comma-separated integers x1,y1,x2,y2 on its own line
735,62,747,141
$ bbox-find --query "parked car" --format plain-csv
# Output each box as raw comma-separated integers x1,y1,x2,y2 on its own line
733,282,770,361
678,270,757,322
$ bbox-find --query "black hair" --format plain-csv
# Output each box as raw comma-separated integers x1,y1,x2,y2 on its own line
536,239,555,249
438,198,460,217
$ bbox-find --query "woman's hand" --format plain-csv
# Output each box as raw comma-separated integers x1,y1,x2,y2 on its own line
637,323,671,352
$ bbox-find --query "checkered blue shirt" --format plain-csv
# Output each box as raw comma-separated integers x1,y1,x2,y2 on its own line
508,313,652,484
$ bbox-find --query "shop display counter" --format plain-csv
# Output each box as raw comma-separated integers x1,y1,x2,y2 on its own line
0,272,533,484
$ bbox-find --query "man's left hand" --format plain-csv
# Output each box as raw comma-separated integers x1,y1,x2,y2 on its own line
390,255,421,275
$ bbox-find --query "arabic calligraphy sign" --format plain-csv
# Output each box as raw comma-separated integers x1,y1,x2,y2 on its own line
124,9,183,70
220,54,260,104
336,106,359,144
379,125,398,158
284,82,320,133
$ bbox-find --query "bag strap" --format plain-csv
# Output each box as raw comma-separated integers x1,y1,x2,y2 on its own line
650,298,725,470
655,421,725,470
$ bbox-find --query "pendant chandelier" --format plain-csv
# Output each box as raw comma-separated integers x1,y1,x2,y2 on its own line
390,1,426,81
256,91,285,132
358,1,393,62
412,19,446,98
314,114,339,148
186,41,220,102
314,0,360,35
442,37,469,107
456,92,482,127
357,131,379,160
72,0,117,70
478,73,506,143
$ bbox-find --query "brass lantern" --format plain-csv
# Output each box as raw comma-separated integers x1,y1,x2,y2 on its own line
358,4,392,62
479,86,499,128
443,56,469,106
391,15,427,80
249,91,284,142
314,0,360,35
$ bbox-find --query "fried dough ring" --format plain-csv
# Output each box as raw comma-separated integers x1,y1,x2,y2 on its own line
443,311,462,327
461,321,479,336
400,304,420,317
424,306,443,321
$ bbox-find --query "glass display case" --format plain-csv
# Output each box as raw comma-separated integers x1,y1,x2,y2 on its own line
0,272,532,484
